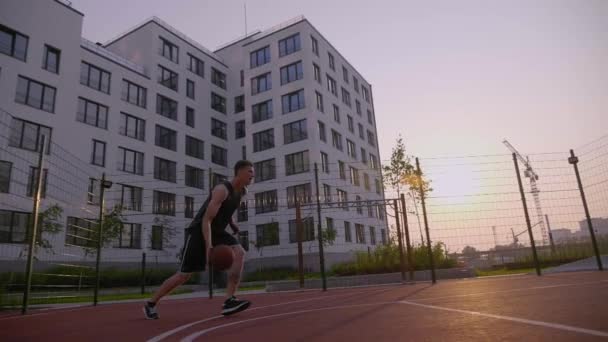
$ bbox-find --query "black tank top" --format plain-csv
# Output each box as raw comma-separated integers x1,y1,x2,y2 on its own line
187,181,245,234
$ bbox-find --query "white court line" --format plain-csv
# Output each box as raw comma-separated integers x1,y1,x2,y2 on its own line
180,302,394,342
147,287,395,342
410,280,608,302
398,300,608,338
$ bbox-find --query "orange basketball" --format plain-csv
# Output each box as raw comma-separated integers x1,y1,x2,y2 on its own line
210,245,234,271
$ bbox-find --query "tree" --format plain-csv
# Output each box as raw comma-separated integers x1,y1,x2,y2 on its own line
83,204,125,257
382,135,415,199
151,216,177,254
19,204,63,258
461,245,478,256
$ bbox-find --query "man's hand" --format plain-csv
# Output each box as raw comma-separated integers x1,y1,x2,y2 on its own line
230,222,240,235
206,245,213,268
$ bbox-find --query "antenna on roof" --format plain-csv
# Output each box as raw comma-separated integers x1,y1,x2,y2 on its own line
244,2,248,37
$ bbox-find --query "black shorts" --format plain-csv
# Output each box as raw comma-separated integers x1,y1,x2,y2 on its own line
179,228,239,273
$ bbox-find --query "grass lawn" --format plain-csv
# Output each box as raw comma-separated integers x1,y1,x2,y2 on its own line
475,268,536,277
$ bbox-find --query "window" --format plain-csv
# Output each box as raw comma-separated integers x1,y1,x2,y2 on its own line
284,119,308,144
289,217,315,243
361,148,368,164
333,105,340,123
0,24,28,61
321,152,329,173
254,159,276,182
370,227,376,245
337,189,348,210
187,79,195,99
313,63,321,84
91,140,106,167
211,118,227,140
43,45,60,74
355,224,366,244
80,61,110,94
282,89,305,113
77,97,108,129
27,167,48,198
252,100,273,123
250,46,271,68
326,75,337,96
15,76,56,113
318,121,326,142
211,145,227,166
328,52,335,70
156,94,177,120
280,61,303,85
370,154,379,170
349,167,360,186
339,161,346,180
235,95,245,113
381,229,387,244
211,92,226,114
356,195,363,215
0,161,11,193
154,157,177,183
117,147,144,175
212,173,227,187
256,222,279,247
342,66,349,83
353,77,359,93
279,33,301,57
158,65,178,91
344,221,352,242
368,201,374,217
187,53,204,77
65,217,98,247
363,173,370,191
253,128,275,152
240,70,244,87
347,139,357,159
331,130,343,151
362,86,370,102
367,130,376,147
0,210,35,244
151,226,163,250
185,165,205,189
242,146,247,160
356,100,362,116
311,36,319,56
348,115,354,133
376,179,382,195
160,37,178,63
287,183,312,208
286,151,310,175
316,91,324,113
211,68,226,89
186,136,204,160
251,73,272,95
120,113,145,141
121,79,147,108
237,202,248,222
120,184,142,211
341,87,351,107
185,196,194,218
323,184,332,203
359,123,365,140
255,190,278,213
326,217,335,235
235,120,246,139
155,125,177,151
115,223,142,249
9,119,52,154
186,107,195,128
368,110,374,125
153,190,176,216
379,206,385,221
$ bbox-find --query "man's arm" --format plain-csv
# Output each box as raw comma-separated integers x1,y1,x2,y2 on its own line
201,185,229,263
229,216,239,235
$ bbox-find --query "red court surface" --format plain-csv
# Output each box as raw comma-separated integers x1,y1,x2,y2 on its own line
1,271,607,341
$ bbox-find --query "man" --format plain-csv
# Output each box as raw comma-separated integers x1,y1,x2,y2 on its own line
143,160,254,319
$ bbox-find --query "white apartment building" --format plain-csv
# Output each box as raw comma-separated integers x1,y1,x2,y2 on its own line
0,0,386,270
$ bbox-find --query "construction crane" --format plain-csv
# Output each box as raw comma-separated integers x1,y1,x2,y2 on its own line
503,140,548,246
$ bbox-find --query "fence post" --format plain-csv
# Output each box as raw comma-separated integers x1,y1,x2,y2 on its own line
393,199,406,283
568,150,603,271
296,201,305,288
22,135,46,315
94,173,111,305
545,215,556,253
141,252,146,295
207,167,214,299
512,154,541,276
400,194,415,281
314,163,327,291
416,158,436,284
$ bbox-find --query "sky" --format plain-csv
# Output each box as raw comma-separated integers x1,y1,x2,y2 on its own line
71,0,608,162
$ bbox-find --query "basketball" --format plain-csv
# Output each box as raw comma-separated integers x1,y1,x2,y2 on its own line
210,245,234,271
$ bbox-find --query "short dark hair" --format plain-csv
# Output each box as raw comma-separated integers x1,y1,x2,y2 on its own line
234,160,253,175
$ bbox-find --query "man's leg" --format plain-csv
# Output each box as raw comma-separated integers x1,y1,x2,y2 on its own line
226,245,245,298
150,272,192,304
